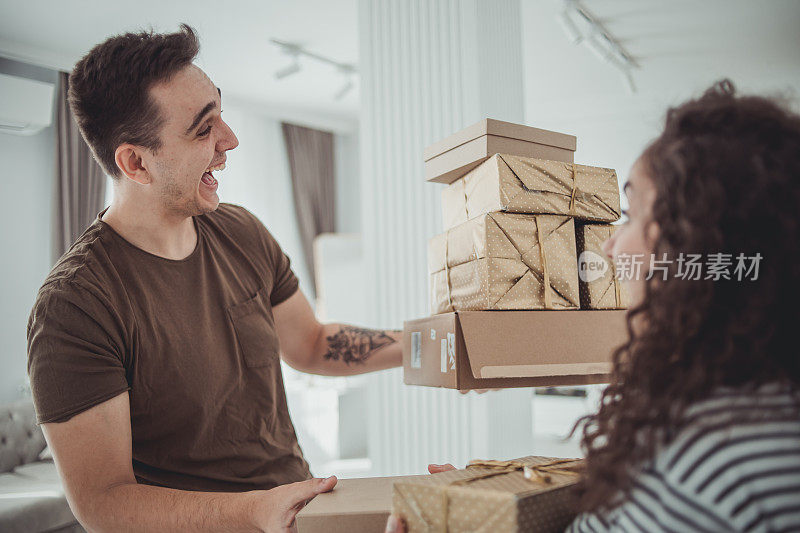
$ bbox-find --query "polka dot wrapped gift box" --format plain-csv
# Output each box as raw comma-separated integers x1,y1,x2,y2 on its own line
393,456,584,533
441,154,621,231
428,212,580,314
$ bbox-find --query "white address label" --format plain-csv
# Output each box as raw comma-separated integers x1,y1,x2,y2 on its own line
447,332,456,370
410,332,422,369
440,339,448,373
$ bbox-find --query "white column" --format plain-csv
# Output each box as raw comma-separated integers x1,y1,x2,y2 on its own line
358,0,533,475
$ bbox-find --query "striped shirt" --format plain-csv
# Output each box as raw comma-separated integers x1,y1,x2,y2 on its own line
568,384,800,532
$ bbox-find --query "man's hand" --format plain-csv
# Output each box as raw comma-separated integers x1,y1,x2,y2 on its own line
42,392,335,532
252,476,337,532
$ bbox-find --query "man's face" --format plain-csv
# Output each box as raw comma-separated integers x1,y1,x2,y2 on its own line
143,64,238,217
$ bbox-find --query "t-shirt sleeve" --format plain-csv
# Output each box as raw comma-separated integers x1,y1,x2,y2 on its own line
269,240,300,306
27,281,130,424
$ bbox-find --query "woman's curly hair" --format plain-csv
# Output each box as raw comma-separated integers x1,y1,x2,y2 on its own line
575,80,800,512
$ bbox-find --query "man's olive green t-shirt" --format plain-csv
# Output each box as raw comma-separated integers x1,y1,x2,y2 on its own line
27,203,311,492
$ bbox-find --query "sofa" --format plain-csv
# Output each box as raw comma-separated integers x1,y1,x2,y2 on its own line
0,399,84,532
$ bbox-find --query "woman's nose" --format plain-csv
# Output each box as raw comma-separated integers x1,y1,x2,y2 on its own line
601,235,615,258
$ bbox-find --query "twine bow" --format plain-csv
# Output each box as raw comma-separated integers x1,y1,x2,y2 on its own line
608,226,622,307
533,216,553,310
443,230,454,312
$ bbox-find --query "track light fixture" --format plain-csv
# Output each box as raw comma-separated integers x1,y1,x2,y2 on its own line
557,0,639,93
271,39,358,100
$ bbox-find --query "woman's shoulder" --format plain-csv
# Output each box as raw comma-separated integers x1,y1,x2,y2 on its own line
651,383,800,530
569,384,800,532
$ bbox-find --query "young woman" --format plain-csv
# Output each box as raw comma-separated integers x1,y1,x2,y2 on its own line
386,81,800,532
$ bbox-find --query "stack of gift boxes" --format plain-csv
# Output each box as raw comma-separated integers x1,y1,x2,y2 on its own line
403,119,630,391
300,119,629,533
430,135,629,314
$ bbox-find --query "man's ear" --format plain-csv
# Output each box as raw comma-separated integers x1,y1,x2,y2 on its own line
114,144,151,185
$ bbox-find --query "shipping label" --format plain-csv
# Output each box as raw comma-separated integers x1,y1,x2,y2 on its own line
410,331,422,369
447,332,456,370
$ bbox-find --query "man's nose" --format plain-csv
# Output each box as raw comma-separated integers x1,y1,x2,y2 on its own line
217,119,239,152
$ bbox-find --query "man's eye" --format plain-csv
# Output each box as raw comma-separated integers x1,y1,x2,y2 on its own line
198,125,212,137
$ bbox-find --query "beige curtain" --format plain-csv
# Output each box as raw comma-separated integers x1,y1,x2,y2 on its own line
54,71,106,261
281,123,336,296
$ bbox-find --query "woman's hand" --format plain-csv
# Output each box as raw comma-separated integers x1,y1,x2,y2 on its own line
427,463,456,474
385,514,406,533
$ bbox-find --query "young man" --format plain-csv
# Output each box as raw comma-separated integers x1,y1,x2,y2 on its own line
27,25,400,532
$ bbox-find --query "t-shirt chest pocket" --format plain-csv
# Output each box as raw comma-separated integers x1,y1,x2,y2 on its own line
227,287,280,368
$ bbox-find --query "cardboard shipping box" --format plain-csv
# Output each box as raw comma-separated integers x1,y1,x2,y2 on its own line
296,475,426,533
393,456,583,533
442,154,621,230
576,224,630,310
424,119,577,184
429,213,579,314
403,310,626,390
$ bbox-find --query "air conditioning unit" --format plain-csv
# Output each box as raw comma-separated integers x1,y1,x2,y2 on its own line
0,73,56,136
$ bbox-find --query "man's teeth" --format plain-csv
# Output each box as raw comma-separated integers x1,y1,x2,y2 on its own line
205,163,226,173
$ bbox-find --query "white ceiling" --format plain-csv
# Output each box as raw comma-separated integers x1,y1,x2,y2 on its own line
1,0,798,141
0,0,359,124
522,0,800,181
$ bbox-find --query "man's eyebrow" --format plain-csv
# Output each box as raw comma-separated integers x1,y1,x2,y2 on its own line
185,101,217,135
623,181,633,195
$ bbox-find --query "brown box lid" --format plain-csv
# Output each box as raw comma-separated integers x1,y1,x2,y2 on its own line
297,475,426,533
423,118,577,162
403,310,626,390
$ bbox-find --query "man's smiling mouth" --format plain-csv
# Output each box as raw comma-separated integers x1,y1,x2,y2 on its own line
201,162,226,186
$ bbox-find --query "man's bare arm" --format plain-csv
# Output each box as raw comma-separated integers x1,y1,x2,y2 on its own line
43,391,335,533
273,291,401,376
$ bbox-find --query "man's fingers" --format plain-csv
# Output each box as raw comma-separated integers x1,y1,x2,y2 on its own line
281,477,338,526
315,475,337,494
428,463,456,474
284,476,338,506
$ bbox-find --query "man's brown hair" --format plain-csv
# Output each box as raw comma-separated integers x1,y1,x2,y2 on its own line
68,24,199,178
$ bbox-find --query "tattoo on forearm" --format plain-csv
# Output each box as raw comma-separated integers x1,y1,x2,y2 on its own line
324,326,397,365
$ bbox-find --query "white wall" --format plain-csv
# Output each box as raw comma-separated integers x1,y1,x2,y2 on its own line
521,0,800,190
217,97,360,300
334,130,361,234
0,126,55,403
519,0,800,449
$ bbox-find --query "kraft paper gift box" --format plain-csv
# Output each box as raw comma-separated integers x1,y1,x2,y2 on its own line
393,456,584,533
429,213,580,314
424,118,576,185
296,475,425,533
575,224,630,310
402,310,626,390
442,154,621,231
